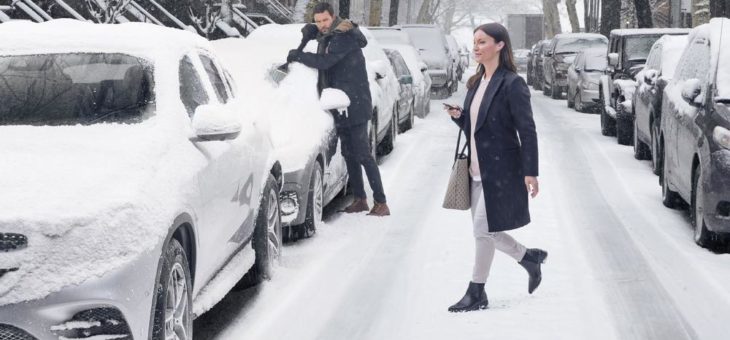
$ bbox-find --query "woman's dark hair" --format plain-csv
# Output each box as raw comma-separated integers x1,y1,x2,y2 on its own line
313,2,335,16
467,23,517,90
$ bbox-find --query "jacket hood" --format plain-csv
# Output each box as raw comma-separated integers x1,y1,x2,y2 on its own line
332,18,368,48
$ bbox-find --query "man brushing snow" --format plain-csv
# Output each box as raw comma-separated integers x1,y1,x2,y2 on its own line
287,2,390,216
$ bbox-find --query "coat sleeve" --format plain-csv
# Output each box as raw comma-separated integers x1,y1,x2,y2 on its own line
295,34,357,70
507,76,539,177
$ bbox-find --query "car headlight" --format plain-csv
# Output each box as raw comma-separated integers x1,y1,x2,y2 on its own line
713,126,730,150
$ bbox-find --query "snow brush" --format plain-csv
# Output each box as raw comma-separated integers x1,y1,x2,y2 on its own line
268,37,309,85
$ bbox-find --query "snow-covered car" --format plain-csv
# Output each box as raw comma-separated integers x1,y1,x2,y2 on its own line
211,25,348,241
400,24,455,98
367,26,413,46
631,34,688,167
382,42,432,118
567,47,607,112
445,34,463,83
659,18,730,248
528,39,551,90
514,48,530,73
384,48,416,132
598,28,690,145
361,26,401,157
542,33,607,99
0,20,284,340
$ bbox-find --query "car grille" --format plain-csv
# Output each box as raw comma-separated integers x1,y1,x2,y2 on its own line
0,324,37,340
51,307,132,340
0,233,27,252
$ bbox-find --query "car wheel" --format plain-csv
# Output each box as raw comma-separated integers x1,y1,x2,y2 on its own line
575,90,585,112
550,81,561,99
238,174,282,287
616,104,633,145
600,90,616,136
661,148,683,209
527,70,533,86
691,166,717,248
651,120,663,176
542,81,550,96
296,162,322,239
151,238,192,340
567,88,575,108
633,118,651,160
450,80,458,94
378,110,397,156
400,102,415,133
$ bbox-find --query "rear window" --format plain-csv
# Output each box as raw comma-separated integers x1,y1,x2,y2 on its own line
0,53,154,126
625,35,661,62
402,27,445,52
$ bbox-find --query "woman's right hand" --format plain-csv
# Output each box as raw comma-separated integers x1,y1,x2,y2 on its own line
446,106,462,119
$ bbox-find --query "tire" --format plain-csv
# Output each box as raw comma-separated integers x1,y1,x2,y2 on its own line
399,102,414,133
543,82,550,96
377,111,397,156
575,90,585,113
651,120,663,176
661,148,683,209
550,81,561,99
600,91,616,137
239,174,282,287
295,162,322,239
450,80,458,94
567,88,575,108
616,104,633,145
151,238,192,340
527,69,533,86
633,117,651,160
691,165,716,248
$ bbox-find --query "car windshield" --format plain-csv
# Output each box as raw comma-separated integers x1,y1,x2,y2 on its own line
584,52,608,71
0,53,154,126
625,35,661,62
555,37,607,54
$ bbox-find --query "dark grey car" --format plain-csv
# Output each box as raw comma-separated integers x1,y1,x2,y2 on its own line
542,33,608,99
566,48,606,112
384,48,416,133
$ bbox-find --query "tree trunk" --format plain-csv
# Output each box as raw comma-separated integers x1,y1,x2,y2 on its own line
370,0,382,25
601,0,621,37
443,0,456,33
416,0,431,24
220,0,232,24
634,0,653,27
709,0,730,18
566,0,580,32
542,0,561,38
389,0,399,25
339,0,350,19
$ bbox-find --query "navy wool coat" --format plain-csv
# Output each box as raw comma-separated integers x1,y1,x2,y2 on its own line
453,67,539,232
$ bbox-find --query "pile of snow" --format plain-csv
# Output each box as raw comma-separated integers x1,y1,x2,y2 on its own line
320,88,351,111
659,35,688,80
212,25,334,172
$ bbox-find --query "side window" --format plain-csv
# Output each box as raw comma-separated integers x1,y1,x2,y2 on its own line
395,55,411,77
199,54,229,103
676,38,711,82
179,55,209,118
574,53,584,68
645,45,660,70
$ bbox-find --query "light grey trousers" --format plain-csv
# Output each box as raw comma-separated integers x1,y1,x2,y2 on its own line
471,178,527,284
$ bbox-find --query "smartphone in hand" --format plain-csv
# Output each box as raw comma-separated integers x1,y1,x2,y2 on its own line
442,103,461,110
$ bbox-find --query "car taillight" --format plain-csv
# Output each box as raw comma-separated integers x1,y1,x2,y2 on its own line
713,126,730,150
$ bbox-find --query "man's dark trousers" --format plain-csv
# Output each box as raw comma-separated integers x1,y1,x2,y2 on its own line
337,122,386,204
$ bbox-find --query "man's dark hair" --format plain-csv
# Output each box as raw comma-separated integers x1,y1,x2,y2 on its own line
313,2,334,16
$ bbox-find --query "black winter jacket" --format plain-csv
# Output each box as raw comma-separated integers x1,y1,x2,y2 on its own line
294,20,372,128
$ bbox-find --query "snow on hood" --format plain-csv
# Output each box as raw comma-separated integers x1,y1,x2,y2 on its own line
0,116,203,305
212,28,334,173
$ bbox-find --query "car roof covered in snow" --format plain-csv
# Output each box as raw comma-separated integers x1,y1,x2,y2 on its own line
0,19,210,58
609,28,690,37
553,33,607,40
686,17,730,99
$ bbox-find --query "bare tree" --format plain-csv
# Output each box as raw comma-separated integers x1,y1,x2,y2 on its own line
542,0,561,37
710,0,730,18
339,0,350,18
389,0,400,25
601,0,621,36
189,0,221,38
85,0,132,23
370,0,383,25
633,0,652,27
566,0,580,32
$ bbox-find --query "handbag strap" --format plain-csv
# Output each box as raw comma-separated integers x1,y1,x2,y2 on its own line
454,128,469,162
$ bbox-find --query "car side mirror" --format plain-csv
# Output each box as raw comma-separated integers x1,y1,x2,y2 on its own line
371,60,388,80
419,62,428,72
399,75,413,84
320,88,351,111
575,67,582,72
644,69,659,86
192,104,241,140
608,53,619,67
681,79,702,106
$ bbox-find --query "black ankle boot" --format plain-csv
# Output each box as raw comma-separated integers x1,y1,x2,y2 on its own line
448,282,488,312
518,248,548,294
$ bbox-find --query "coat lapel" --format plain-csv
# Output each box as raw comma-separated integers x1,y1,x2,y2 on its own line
474,68,505,133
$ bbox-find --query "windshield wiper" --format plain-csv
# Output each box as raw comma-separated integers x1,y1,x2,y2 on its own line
85,101,149,124
715,97,730,104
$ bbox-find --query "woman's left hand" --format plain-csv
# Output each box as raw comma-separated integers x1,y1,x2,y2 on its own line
525,176,539,198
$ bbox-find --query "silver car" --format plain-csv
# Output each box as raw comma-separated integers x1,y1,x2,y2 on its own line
567,48,607,112
0,21,282,340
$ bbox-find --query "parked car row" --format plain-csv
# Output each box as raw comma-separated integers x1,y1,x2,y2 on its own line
0,19,441,340
529,21,730,250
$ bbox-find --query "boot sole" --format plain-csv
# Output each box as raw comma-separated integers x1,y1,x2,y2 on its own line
448,301,488,313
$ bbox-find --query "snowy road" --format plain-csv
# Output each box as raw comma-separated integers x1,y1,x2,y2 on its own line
194,72,730,340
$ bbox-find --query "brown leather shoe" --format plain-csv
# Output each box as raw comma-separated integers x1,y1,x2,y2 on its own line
341,198,369,213
367,202,390,216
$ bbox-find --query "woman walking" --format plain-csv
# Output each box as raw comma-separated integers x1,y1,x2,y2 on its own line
445,23,547,313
